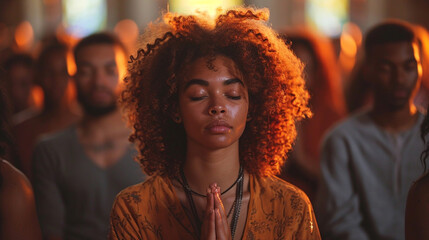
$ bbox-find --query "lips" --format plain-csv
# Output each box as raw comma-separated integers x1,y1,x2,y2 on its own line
205,120,232,134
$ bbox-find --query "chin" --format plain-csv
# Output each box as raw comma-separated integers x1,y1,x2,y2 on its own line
202,138,239,150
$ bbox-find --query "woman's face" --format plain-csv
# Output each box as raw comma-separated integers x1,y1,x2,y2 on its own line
178,55,249,151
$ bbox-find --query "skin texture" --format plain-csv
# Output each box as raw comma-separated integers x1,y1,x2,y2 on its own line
0,159,42,240
178,55,249,151
405,173,429,240
74,44,120,112
367,41,422,133
74,43,130,169
369,42,421,112
173,56,251,240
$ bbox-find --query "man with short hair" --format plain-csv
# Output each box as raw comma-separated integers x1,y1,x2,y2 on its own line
33,33,144,240
316,21,425,240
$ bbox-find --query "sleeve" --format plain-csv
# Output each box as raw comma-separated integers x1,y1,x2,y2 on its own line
315,131,370,240
294,193,322,240
32,141,65,238
109,193,142,240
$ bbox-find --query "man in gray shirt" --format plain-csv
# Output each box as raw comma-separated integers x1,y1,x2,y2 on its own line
316,21,425,240
33,33,145,240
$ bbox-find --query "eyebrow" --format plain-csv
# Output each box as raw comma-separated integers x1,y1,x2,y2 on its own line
224,78,244,86
183,78,244,90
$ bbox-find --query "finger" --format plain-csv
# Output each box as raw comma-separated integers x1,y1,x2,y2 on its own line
215,208,229,240
201,208,215,240
214,187,225,212
201,189,215,240
213,187,229,234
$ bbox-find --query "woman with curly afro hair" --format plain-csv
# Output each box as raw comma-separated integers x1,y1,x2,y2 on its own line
109,7,321,240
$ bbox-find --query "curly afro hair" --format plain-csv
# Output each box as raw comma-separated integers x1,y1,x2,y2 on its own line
121,7,311,177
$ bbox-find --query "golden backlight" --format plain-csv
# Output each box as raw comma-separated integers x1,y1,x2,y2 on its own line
169,0,243,17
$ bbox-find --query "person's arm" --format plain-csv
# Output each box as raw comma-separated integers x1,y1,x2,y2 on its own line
32,142,65,240
1,160,42,240
315,132,370,240
405,174,429,240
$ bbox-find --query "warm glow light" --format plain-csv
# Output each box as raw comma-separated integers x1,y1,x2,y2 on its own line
66,50,77,77
114,19,139,54
339,51,356,72
169,0,243,17
343,22,362,46
115,46,127,84
14,21,34,51
30,85,44,110
340,32,357,57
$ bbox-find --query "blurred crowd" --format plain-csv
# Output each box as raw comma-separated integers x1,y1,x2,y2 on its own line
0,9,429,240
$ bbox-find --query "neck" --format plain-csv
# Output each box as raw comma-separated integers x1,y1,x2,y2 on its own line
79,109,128,140
183,141,241,196
370,101,419,133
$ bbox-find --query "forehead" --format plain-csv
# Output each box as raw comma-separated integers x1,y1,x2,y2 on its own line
184,55,242,81
369,41,417,62
75,44,117,65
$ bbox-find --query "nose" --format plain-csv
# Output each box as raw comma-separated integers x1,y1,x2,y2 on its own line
392,67,409,85
208,105,226,115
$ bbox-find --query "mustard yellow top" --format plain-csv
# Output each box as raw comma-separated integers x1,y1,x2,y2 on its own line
109,174,321,240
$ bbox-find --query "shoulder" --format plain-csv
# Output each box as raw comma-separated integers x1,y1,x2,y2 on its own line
248,175,319,238
114,175,166,207
1,160,43,240
1,159,32,196
406,173,429,240
33,126,77,156
408,173,429,204
254,175,313,211
36,126,77,146
324,110,369,140
1,159,35,216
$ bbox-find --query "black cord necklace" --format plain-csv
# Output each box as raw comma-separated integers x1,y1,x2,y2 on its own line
179,166,244,238
179,166,244,197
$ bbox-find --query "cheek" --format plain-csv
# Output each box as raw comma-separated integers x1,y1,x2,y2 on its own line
229,103,248,126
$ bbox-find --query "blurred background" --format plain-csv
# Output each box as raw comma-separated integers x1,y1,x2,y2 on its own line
2,0,429,202
1,0,428,80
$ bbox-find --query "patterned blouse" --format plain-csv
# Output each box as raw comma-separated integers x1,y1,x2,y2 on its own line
109,174,321,240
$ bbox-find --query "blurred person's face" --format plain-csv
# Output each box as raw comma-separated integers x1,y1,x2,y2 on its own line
74,44,122,117
39,50,70,103
367,41,422,111
178,55,249,150
7,64,34,113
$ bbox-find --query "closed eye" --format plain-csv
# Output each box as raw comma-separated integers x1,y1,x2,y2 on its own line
190,96,207,101
227,95,241,100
